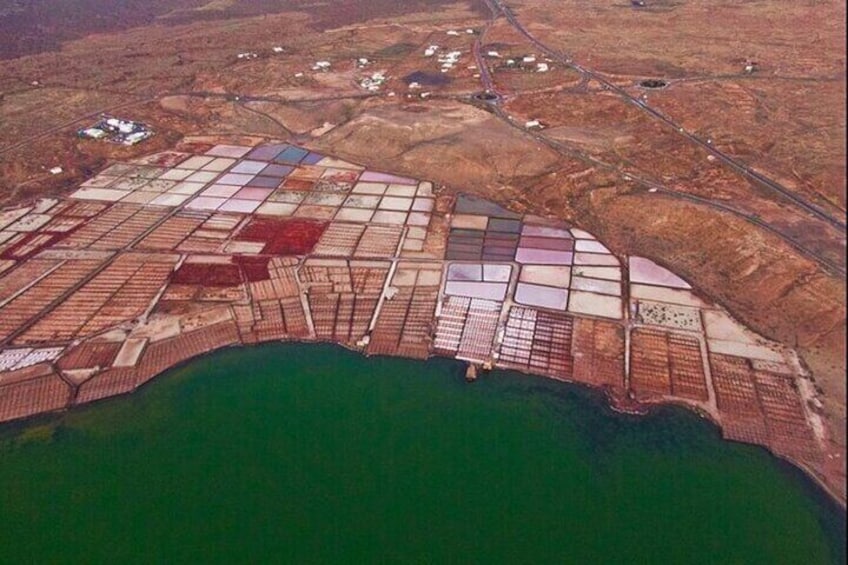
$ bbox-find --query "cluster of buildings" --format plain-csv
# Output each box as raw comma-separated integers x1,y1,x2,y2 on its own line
489,52,552,73
77,116,154,146
359,71,387,92
424,45,464,74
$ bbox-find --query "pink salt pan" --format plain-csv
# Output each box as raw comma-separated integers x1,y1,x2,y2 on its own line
483,264,512,282
359,171,418,185
230,160,268,174
514,283,568,310
444,281,508,301
411,198,434,212
202,184,241,198
628,256,691,289
447,263,483,281
406,212,431,226
217,173,256,186
575,240,610,253
185,197,225,211
234,187,274,201
515,248,573,265
219,199,260,213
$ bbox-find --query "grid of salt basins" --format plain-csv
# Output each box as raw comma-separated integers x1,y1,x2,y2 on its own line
435,194,624,365
0,142,829,478
70,144,435,229
623,255,819,465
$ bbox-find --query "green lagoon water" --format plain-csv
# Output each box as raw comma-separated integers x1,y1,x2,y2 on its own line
0,343,844,564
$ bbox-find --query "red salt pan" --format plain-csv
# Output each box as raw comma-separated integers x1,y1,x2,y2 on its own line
237,217,327,255
172,262,242,286
236,256,272,282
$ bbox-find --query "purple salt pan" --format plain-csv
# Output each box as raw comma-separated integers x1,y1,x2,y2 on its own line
448,243,483,254
260,164,294,178
301,152,325,165
446,251,481,261
483,264,512,282
247,144,290,161
359,171,418,185
219,199,260,213
217,173,256,186
444,281,508,301
246,176,281,189
575,239,610,254
185,196,224,211
202,184,240,198
447,263,483,281
515,248,573,265
514,283,568,310
482,252,516,262
482,244,516,255
230,160,267,174
519,236,574,251
234,187,274,201
628,256,691,289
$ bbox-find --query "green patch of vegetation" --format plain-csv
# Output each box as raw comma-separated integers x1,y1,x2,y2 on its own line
373,42,417,59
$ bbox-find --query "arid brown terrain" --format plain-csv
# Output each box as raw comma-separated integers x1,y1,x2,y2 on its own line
0,0,844,503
